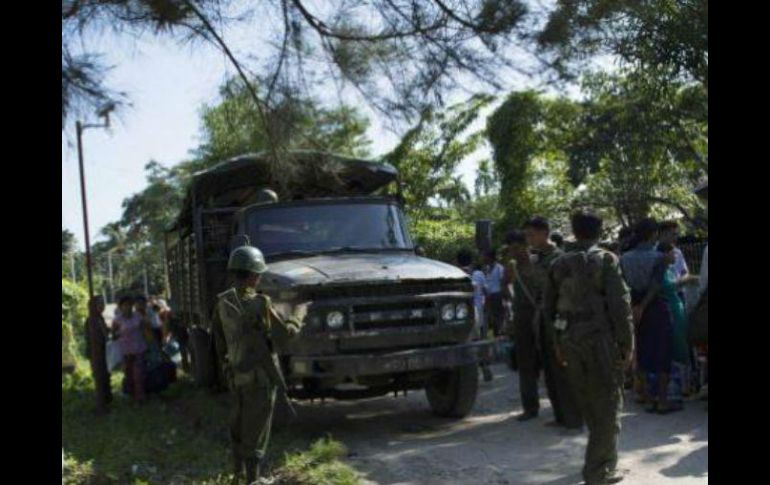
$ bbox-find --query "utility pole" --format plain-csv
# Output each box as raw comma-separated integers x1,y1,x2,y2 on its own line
76,120,95,300
75,102,115,301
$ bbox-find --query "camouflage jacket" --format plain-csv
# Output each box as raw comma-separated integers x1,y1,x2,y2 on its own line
513,243,563,311
543,241,634,354
211,286,301,387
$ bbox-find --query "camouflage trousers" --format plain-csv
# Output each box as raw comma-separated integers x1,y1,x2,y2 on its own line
561,335,624,484
230,382,277,461
514,309,583,428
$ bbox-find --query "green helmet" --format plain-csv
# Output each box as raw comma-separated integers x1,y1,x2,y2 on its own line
228,245,268,274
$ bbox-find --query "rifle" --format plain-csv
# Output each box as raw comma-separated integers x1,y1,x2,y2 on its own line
252,325,297,419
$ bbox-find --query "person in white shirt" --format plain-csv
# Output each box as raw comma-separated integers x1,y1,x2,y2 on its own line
482,248,506,337
456,249,486,337
457,249,493,382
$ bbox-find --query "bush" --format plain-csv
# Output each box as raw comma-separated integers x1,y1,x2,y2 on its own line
62,278,88,368
62,278,88,324
411,218,476,264
276,436,360,485
63,373,362,485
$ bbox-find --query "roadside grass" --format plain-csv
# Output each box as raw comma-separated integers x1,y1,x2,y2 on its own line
62,359,362,484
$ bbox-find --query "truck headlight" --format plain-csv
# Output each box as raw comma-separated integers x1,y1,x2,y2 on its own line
440,303,455,321
326,311,345,329
455,303,469,320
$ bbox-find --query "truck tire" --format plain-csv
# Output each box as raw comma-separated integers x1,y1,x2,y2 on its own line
189,328,215,388
425,364,479,418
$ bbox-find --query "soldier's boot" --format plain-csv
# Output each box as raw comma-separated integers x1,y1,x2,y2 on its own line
597,468,628,484
244,458,260,484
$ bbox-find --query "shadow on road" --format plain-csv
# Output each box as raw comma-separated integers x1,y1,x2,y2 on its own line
619,402,706,453
287,364,707,484
660,445,708,479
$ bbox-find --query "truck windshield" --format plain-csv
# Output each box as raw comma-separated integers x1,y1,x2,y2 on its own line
246,202,414,257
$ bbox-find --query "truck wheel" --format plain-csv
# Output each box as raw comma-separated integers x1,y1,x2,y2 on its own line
189,328,215,388
425,364,479,418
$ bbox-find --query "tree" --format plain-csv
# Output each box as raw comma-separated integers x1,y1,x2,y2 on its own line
537,0,708,89
486,72,706,233
473,158,498,198
62,229,76,255
486,90,578,230
62,229,82,280
62,0,540,132
192,80,372,169
384,93,493,219
92,77,378,295
120,161,185,246
567,71,706,227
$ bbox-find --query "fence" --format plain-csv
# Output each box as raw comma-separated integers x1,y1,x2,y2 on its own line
678,239,707,275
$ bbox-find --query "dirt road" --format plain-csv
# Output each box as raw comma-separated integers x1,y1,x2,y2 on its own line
290,363,708,485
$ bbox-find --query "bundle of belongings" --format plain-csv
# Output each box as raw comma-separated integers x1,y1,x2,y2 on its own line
122,332,179,396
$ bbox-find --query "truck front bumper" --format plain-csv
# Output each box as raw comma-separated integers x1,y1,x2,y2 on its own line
288,339,504,378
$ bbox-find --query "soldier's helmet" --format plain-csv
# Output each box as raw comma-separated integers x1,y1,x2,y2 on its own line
256,189,279,204
228,245,268,274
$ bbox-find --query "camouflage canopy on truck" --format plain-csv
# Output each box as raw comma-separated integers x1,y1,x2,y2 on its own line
171,150,398,233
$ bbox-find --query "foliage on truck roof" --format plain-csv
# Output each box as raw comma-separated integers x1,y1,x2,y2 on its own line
170,150,398,232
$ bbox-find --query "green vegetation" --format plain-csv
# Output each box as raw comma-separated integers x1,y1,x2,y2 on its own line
62,278,89,369
412,218,475,264
62,366,361,485
63,0,708,285
273,437,360,485
82,84,374,298
487,72,707,236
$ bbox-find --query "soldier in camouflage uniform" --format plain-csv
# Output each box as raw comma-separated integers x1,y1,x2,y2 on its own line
507,218,582,429
543,212,635,485
212,245,307,483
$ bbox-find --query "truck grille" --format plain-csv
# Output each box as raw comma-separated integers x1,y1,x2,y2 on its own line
305,280,470,300
351,300,436,331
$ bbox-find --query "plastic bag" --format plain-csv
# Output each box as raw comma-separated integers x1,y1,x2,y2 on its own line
106,340,123,372
164,339,182,365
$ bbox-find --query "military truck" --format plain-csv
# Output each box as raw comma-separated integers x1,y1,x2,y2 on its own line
165,151,496,417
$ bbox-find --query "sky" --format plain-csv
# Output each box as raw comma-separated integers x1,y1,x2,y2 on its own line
62,18,586,251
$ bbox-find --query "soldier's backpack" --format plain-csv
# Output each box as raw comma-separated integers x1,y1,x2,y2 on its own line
554,247,608,324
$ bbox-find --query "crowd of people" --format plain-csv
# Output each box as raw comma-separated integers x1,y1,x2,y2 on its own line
456,214,708,415
84,293,183,414
454,197,707,484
